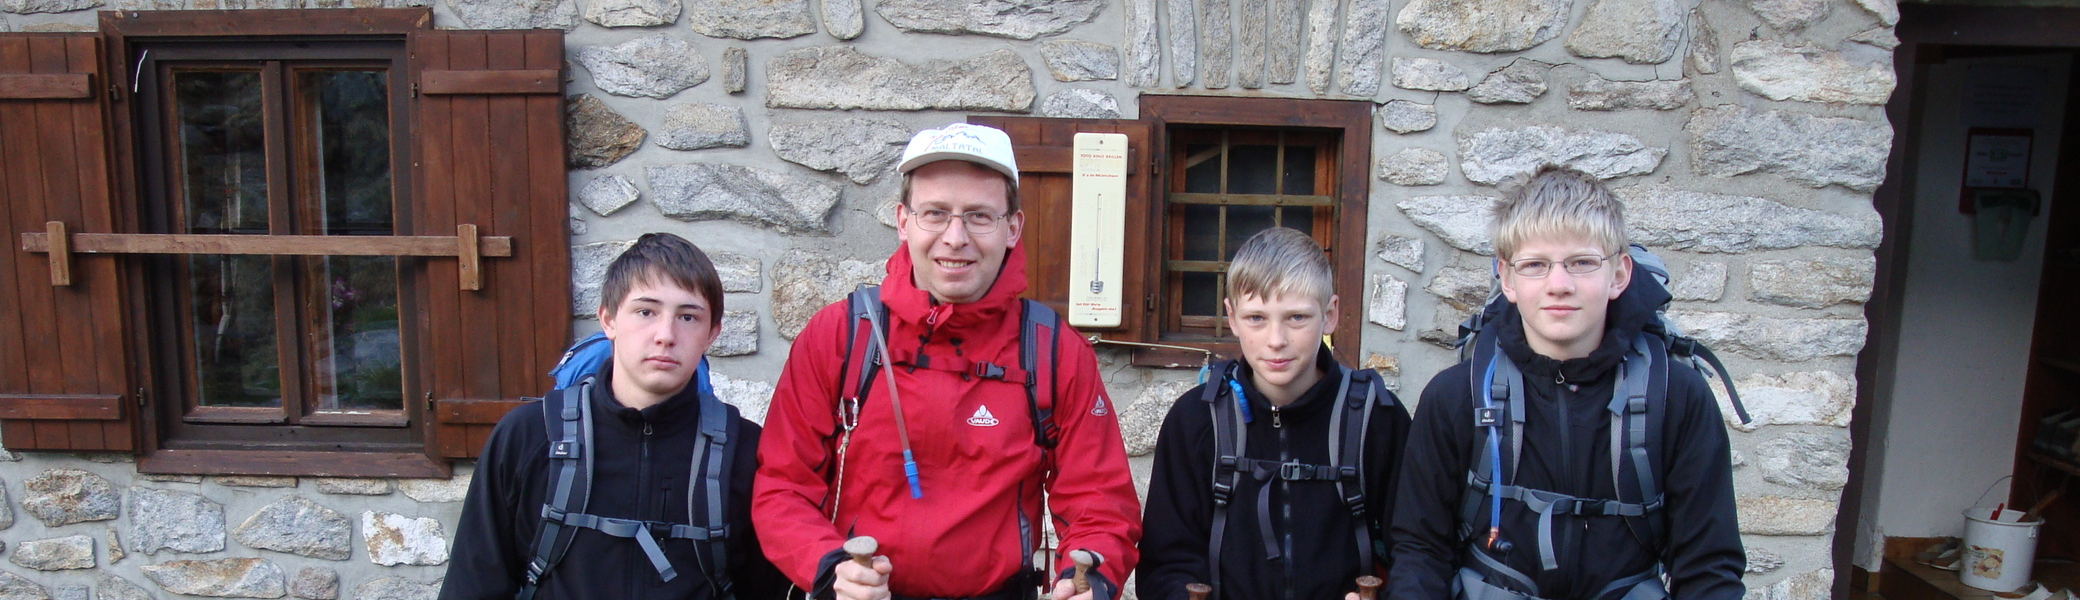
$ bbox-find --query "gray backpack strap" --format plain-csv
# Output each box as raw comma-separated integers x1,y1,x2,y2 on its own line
520,377,597,600
1328,366,1379,573
1203,361,1247,596
682,390,739,600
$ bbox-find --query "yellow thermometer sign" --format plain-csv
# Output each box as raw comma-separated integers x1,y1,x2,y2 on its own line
1069,133,1128,328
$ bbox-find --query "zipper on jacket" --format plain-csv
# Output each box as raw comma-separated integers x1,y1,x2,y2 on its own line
635,419,655,597
1279,424,1294,600
1270,406,1283,429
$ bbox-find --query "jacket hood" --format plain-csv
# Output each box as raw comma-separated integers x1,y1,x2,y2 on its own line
879,239,1030,334
1497,258,1673,385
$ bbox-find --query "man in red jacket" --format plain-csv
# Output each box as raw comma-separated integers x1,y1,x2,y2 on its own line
754,123,1141,600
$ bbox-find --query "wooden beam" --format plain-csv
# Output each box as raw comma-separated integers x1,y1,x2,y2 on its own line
419,69,559,95
1166,192,1336,207
45,221,70,286
21,230,513,256
458,223,482,291
0,74,92,100
22,224,513,290
0,395,122,420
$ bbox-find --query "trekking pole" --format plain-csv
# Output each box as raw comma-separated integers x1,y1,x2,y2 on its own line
845,536,879,568
1069,550,1095,594
1186,583,1212,600
1356,576,1382,600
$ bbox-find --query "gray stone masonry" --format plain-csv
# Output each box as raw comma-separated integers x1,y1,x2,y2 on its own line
0,0,1901,593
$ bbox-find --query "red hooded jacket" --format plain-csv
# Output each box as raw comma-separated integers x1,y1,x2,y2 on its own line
753,242,1141,598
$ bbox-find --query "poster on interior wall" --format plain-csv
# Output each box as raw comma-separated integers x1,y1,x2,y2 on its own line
1959,127,2034,214
1963,65,2049,128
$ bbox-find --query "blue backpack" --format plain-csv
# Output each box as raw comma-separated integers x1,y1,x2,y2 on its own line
549,331,715,395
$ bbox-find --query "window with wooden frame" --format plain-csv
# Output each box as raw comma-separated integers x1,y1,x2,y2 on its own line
0,9,571,477
974,95,1371,369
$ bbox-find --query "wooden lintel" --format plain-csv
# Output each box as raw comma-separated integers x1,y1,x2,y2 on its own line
0,74,93,100
0,394,123,420
419,69,560,95
458,224,482,291
45,221,70,286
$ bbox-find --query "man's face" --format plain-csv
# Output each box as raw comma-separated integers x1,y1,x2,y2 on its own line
896,160,1023,304
1498,235,1632,360
597,277,718,405
1225,291,1338,399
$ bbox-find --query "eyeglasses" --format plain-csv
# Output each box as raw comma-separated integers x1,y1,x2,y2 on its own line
1505,255,1611,278
908,208,1008,234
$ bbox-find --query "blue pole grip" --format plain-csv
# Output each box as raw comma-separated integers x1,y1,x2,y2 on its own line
902,450,923,498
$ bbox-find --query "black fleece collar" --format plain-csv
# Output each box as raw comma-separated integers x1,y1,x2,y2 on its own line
1234,344,1343,415
590,360,702,432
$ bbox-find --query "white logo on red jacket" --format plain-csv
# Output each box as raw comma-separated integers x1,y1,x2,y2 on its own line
1091,396,1110,417
968,406,1000,427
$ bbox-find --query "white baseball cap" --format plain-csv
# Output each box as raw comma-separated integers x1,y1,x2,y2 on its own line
897,123,1020,189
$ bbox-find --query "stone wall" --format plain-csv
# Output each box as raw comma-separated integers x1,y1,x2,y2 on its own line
0,0,1897,596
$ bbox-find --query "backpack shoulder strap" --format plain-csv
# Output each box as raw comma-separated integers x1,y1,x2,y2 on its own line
1202,360,1248,596
1328,365,1381,573
1019,299,1061,449
521,377,598,600
1608,334,1669,556
682,390,741,600
843,286,886,404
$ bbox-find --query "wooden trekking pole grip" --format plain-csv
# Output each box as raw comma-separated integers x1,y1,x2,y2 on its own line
1187,583,1212,600
1070,550,1095,594
844,536,879,568
1356,576,1382,600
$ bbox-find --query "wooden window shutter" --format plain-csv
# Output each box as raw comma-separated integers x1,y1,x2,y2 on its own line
967,117,1158,343
0,33,140,452
409,30,570,459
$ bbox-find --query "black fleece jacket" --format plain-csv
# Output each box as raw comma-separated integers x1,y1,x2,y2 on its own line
1387,277,1744,600
440,364,789,600
1139,346,1412,600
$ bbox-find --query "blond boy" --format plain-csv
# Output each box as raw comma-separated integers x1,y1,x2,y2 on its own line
1139,227,1412,600
1387,167,1744,600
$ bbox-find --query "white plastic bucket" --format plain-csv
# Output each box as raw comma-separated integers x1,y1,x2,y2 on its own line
1959,507,2041,592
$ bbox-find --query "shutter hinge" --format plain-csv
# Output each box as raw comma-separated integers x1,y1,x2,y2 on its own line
425,392,434,411
108,83,120,103
136,387,146,407
410,82,419,98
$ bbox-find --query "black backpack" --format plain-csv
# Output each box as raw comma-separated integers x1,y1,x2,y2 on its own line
518,376,742,600
1449,245,1750,600
1200,359,1396,595
827,284,1065,596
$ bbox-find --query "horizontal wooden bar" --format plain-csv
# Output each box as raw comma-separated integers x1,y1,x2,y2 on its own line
22,231,513,258
1165,260,1228,273
0,395,122,420
435,399,531,425
102,8,432,38
0,74,92,99
139,449,449,478
420,69,560,95
1167,192,1334,207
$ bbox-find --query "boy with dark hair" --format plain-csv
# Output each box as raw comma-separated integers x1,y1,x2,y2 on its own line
1139,227,1411,600
1388,168,1744,600
443,232,786,600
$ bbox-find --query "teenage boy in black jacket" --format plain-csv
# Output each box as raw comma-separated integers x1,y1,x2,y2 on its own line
1388,168,1744,600
1140,227,1412,600
441,233,787,600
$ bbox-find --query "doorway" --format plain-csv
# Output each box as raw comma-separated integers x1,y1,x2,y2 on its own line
1844,4,2080,598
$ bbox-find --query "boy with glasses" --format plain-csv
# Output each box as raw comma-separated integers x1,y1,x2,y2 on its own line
1388,167,1744,600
